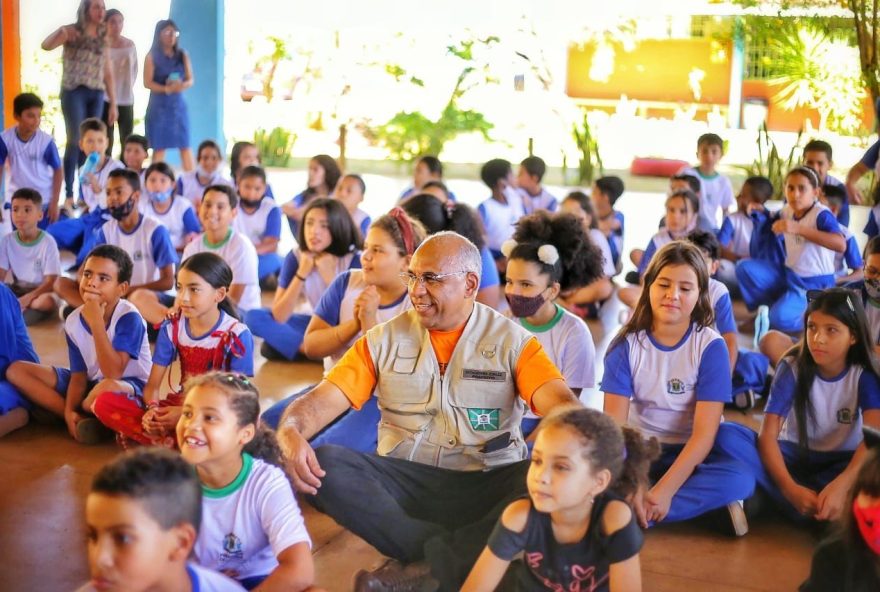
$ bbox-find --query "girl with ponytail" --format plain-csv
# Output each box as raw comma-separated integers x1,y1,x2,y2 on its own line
93,252,254,448
463,408,659,592
177,372,315,591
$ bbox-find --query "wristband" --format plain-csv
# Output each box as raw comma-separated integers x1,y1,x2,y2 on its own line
295,274,306,282
146,401,160,410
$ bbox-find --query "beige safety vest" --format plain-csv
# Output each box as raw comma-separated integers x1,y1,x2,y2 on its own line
366,303,533,471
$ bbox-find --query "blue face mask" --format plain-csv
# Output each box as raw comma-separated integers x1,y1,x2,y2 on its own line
150,188,173,203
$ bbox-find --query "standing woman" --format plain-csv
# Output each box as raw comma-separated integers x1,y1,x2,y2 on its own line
102,9,137,156
143,20,194,171
41,0,117,211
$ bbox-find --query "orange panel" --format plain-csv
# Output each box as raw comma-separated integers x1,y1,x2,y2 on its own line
2,0,21,127
741,79,873,133
566,38,732,105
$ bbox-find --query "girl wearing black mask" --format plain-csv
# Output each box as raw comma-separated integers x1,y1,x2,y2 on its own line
501,210,605,436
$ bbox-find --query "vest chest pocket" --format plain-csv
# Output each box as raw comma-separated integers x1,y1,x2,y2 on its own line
447,371,517,446
377,343,432,431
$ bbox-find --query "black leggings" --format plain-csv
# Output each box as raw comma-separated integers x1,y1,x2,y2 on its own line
102,102,134,158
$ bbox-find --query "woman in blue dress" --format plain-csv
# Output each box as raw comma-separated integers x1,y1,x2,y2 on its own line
143,19,194,170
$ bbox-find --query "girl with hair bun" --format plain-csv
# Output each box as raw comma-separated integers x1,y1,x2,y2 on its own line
503,210,606,435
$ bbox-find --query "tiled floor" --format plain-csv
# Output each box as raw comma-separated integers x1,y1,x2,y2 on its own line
1,171,844,591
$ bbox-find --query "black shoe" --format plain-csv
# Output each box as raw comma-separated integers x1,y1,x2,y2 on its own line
75,417,113,445
61,305,76,320
260,341,289,361
353,561,438,592
22,308,53,326
732,389,756,411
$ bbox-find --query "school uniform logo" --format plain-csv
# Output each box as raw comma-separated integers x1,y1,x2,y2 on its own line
220,533,244,561
467,408,500,431
132,249,144,262
667,378,686,395
837,408,854,424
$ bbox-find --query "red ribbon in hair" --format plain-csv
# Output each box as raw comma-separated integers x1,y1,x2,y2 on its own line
388,207,415,254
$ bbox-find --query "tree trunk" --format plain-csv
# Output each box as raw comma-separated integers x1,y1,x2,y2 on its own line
850,0,880,105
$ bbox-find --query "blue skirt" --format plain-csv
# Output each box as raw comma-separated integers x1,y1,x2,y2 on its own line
145,92,190,150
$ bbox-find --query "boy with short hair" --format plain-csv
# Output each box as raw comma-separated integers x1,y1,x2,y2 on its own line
47,118,124,254
0,92,63,230
716,176,773,294
121,133,150,189
6,245,152,444
478,158,524,269
592,175,625,273
79,448,245,592
0,188,61,324
823,184,862,284
516,155,558,213
678,132,734,233
232,165,284,284
334,173,371,237
57,169,177,310
803,139,849,226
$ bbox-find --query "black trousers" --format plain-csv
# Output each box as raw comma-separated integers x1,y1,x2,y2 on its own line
309,445,529,591
102,101,134,158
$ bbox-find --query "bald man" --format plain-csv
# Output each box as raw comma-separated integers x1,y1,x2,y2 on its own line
277,232,579,591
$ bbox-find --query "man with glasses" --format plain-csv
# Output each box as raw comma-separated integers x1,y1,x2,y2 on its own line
277,231,579,591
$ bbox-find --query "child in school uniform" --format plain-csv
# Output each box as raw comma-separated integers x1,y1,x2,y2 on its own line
245,198,362,361
121,133,149,190
501,210,605,435
47,118,124,254
678,133,734,233
230,140,275,199
723,289,880,523
716,176,773,294
592,176,626,274
822,185,863,285
738,166,846,337
179,373,315,591
0,93,62,231
175,139,233,208
401,193,501,309
398,155,456,203
139,162,201,252
853,238,880,358
261,211,423,455
516,155,558,214
804,139,850,227
6,245,151,444
0,188,61,324
59,169,177,313
602,241,755,535
94,253,254,448
282,154,341,238
478,158,524,273
687,230,770,411
231,165,283,284
619,189,699,309
80,448,246,592
335,173,371,238
0,284,39,437
462,408,659,592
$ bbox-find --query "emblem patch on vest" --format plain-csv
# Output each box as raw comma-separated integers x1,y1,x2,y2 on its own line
837,408,854,424
468,408,500,431
462,368,506,381
666,378,686,395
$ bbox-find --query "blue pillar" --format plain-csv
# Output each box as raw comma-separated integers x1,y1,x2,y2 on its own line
728,16,744,129
169,0,225,154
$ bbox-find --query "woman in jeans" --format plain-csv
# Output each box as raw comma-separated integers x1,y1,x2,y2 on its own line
102,9,137,157
41,0,117,212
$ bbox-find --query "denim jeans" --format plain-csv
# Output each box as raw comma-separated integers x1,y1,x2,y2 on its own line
60,86,104,198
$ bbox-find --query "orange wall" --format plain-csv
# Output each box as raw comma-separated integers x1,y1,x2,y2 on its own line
742,79,873,133
566,38,732,104
2,0,21,127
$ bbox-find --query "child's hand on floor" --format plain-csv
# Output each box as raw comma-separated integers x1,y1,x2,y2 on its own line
816,474,851,521
644,486,673,523
64,409,83,440
783,483,819,518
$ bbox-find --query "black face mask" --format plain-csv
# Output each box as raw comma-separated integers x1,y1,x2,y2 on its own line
109,198,136,221
506,292,546,318
240,197,263,209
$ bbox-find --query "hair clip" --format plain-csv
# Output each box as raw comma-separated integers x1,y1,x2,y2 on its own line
537,244,560,266
500,239,517,259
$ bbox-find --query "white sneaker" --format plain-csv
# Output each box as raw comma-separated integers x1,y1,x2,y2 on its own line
727,500,749,536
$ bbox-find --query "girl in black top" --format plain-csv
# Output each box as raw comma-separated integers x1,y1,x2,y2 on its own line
462,408,659,592
801,426,880,592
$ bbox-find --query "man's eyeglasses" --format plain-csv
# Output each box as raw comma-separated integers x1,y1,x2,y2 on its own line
399,271,467,289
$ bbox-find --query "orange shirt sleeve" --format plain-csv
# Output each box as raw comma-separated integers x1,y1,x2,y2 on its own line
324,336,377,410
514,337,565,413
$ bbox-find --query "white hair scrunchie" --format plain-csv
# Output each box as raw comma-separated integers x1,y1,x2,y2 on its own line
501,239,518,258
537,244,560,266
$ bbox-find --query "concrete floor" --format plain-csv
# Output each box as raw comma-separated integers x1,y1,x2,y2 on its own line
0,173,834,591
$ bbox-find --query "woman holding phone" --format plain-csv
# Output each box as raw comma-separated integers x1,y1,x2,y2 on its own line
144,19,194,170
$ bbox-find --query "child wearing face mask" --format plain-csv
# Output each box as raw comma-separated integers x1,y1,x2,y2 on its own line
850,237,880,358
501,211,606,436
175,139,233,209
478,158,525,275
231,165,283,284
801,426,880,592
139,162,200,252
55,169,178,312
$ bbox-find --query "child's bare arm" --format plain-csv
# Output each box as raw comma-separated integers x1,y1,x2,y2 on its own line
255,235,280,255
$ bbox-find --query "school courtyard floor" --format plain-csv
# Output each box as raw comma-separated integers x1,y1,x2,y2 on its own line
2,168,861,591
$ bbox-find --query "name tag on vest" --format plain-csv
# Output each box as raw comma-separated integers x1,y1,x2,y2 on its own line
462,368,507,382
